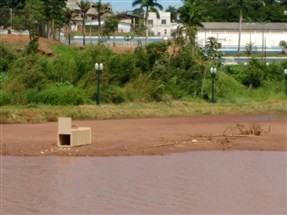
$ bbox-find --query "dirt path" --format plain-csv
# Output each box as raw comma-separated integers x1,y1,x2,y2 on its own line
1,114,286,156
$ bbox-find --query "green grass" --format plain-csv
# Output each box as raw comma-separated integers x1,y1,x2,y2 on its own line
1,100,286,124
51,44,78,59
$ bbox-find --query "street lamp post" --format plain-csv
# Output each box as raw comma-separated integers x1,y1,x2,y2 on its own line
210,67,217,103
284,69,287,97
95,63,104,105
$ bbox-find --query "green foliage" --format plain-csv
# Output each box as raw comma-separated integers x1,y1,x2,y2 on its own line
103,15,119,37
12,0,45,40
46,56,77,83
124,73,164,102
0,91,13,106
245,42,256,56
0,40,286,106
24,37,39,55
6,54,48,90
101,85,127,104
74,45,113,82
0,43,16,72
134,46,149,72
26,85,89,105
107,53,138,86
242,58,264,88
204,37,223,62
279,40,287,55
145,42,168,66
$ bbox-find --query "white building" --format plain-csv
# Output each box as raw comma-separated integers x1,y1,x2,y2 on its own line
147,12,172,37
197,22,287,50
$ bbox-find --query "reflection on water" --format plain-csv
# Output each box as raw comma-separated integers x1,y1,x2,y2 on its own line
1,152,286,214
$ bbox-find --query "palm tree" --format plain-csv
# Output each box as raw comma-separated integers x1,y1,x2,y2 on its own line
64,8,77,45
232,0,265,54
178,0,203,45
132,0,163,43
76,0,91,46
91,0,111,43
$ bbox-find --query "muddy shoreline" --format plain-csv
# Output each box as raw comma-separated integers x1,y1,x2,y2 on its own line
1,114,286,156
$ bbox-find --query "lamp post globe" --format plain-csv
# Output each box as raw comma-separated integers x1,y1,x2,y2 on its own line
210,67,217,103
95,63,104,105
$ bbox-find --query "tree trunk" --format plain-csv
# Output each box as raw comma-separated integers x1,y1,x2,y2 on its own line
83,16,86,46
145,7,149,44
98,15,101,44
237,10,242,54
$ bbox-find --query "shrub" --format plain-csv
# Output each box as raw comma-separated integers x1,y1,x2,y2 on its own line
0,43,16,72
101,85,127,104
46,56,77,83
107,52,138,86
27,85,90,105
242,58,264,88
0,91,12,106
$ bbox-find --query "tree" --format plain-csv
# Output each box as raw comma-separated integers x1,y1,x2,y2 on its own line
279,40,287,55
42,0,67,40
103,15,119,46
232,0,249,54
91,0,112,43
165,6,178,22
245,42,256,56
0,0,25,33
76,0,91,46
171,25,185,46
12,0,45,41
64,8,78,45
178,0,203,45
134,19,146,36
204,37,223,61
231,0,265,54
0,0,25,9
132,0,163,42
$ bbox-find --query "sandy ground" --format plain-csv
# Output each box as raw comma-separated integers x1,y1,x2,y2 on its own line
1,114,286,156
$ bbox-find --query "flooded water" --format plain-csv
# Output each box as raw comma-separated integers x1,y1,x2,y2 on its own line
1,151,286,214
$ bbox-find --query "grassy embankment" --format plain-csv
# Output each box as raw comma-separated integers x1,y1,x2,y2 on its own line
0,39,286,124
1,99,286,124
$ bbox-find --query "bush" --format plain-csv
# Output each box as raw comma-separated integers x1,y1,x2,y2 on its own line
107,52,138,86
0,43,16,72
124,73,164,102
46,56,77,83
0,91,12,106
242,58,264,88
101,85,127,104
7,55,48,90
26,85,90,105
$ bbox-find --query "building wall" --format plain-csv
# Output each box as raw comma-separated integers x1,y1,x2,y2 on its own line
148,12,172,36
197,29,286,49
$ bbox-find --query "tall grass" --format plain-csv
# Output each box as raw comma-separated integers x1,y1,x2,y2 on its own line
0,100,286,124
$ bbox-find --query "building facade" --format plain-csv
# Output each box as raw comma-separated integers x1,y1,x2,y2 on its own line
147,12,172,37
197,22,287,51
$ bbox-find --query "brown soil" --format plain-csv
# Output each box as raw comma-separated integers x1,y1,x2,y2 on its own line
1,114,286,157
0,34,175,54
0,34,58,55
0,34,136,54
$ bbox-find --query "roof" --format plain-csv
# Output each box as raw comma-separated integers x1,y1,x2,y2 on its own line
200,22,287,31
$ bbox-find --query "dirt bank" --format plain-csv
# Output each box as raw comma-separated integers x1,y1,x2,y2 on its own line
1,114,286,156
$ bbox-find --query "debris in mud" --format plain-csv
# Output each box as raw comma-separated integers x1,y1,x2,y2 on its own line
223,123,271,136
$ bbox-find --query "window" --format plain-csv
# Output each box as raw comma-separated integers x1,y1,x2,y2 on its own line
148,20,153,26
161,19,166,25
164,29,167,35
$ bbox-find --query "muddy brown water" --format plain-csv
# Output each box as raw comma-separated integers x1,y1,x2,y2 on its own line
1,151,286,214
